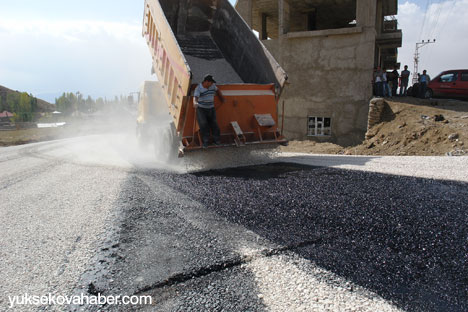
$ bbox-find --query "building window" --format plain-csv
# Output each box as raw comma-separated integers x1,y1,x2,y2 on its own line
290,1,356,33
308,116,331,136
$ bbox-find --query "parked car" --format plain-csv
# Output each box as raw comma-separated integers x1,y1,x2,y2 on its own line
426,69,468,99
407,69,468,99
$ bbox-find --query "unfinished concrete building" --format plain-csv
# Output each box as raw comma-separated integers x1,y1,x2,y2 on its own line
235,0,402,145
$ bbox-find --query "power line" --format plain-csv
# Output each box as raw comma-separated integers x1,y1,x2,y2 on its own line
426,1,444,66
435,0,457,40
428,1,443,40
418,0,431,41
426,0,457,67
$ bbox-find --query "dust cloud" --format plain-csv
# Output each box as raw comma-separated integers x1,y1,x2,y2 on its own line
38,85,276,173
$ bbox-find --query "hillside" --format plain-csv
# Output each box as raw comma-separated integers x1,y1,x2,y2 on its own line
0,85,54,112
280,97,468,156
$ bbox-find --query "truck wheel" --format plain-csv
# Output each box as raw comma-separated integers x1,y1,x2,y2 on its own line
154,122,179,163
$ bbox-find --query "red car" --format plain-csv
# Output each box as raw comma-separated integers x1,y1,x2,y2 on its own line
426,69,468,99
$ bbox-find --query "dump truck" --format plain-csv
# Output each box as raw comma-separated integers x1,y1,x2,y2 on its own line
137,0,288,159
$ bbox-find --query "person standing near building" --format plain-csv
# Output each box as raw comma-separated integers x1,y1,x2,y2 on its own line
374,67,384,97
399,65,410,95
418,70,431,99
382,69,391,97
390,68,399,96
193,74,225,148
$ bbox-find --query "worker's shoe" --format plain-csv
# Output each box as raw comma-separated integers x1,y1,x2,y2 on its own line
202,142,209,149
214,141,221,146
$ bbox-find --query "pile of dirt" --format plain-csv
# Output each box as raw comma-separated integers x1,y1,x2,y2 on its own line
280,97,468,156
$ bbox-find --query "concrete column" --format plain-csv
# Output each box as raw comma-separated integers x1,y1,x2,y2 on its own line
356,0,377,28
278,0,290,36
375,0,383,34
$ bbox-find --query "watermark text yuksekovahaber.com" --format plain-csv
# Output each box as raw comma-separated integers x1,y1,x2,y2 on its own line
8,293,153,308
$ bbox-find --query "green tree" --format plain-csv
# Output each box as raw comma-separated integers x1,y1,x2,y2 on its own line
18,92,33,121
56,92,73,115
6,93,19,114
29,93,38,112
3,92,36,121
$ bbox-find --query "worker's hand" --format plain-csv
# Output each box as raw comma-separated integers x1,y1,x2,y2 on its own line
217,90,225,103
193,101,198,108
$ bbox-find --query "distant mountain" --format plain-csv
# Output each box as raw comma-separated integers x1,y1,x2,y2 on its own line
0,85,55,112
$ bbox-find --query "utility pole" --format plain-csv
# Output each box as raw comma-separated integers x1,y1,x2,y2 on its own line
413,39,436,84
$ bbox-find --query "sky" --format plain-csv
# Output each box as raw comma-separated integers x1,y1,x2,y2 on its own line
0,0,467,103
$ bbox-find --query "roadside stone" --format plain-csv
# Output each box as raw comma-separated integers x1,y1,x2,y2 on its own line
448,133,459,141
367,98,386,131
446,150,465,156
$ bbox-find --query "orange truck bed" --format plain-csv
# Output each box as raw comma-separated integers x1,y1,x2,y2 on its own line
179,84,286,151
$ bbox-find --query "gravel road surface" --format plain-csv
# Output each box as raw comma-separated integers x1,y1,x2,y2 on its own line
1,135,467,312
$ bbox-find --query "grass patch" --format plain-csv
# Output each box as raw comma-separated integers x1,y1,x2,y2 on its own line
0,128,61,146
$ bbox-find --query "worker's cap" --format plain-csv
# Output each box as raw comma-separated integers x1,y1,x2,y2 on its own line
203,74,216,83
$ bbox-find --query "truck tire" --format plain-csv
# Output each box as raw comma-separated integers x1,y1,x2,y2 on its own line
154,121,179,163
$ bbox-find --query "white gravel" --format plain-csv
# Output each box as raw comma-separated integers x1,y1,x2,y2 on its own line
278,152,468,182
246,252,403,312
0,142,128,311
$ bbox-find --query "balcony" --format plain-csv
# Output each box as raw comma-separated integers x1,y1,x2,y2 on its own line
377,18,402,48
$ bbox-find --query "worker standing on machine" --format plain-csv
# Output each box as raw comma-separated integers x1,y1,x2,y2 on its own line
193,74,225,148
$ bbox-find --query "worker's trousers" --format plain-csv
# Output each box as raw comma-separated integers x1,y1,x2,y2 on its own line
197,107,220,145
